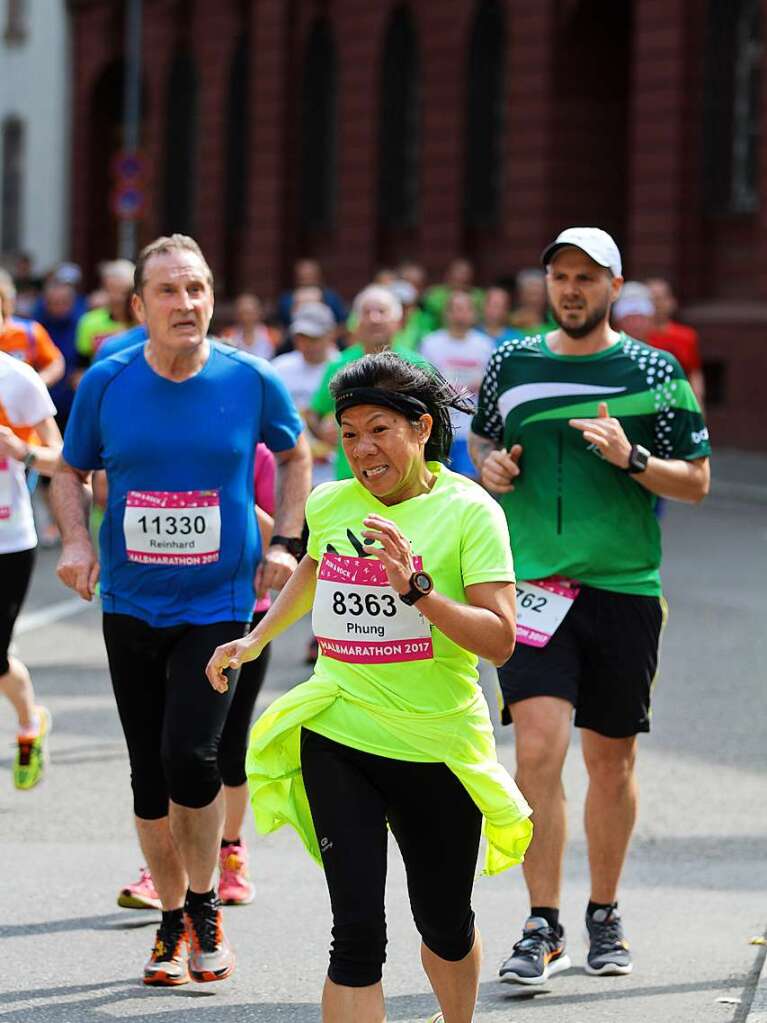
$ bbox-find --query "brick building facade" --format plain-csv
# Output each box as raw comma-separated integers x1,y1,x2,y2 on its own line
68,0,765,449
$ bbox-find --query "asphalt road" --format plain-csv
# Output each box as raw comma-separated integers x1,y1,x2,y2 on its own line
1,493,765,1023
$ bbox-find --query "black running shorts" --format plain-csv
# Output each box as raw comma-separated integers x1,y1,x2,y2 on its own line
497,585,665,738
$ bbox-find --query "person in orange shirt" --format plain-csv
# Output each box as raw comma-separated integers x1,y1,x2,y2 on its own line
0,270,65,389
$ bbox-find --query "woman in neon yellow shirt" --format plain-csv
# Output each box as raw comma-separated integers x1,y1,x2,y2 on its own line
207,352,532,1023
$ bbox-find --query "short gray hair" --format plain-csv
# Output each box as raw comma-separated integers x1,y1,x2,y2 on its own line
99,259,135,285
352,284,402,322
134,235,213,295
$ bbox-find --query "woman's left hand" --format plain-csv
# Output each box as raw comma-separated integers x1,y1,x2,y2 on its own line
361,515,415,595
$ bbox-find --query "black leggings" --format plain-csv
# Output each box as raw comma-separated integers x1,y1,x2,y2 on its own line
1,548,35,676
300,728,483,988
103,613,270,819
219,610,270,786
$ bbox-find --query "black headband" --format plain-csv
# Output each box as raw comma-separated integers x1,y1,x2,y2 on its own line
334,387,430,424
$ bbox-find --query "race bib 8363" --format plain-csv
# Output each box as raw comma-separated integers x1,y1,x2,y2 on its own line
313,553,433,664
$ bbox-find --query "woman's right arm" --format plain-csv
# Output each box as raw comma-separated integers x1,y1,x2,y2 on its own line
206,553,318,692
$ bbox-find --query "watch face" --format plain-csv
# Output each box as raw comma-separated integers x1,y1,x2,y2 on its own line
414,572,431,593
630,445,650,471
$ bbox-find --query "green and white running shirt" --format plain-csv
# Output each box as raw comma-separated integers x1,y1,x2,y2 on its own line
471,333,712,596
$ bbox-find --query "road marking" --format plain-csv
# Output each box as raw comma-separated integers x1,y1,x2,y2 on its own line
746,936,767,1023
15,596,89,635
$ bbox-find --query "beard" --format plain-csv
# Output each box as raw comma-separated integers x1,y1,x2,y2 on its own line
551,299,610,339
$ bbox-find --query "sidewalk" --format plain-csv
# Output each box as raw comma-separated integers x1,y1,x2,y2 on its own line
710,448,767,504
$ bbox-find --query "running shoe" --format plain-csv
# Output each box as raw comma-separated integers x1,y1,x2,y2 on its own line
185,894,235,983
13,706,51,790
585,905,633,975
218,841,255,906
425,1014,444,1023
118,866,162,910
144,916,190,986
498,915,571,985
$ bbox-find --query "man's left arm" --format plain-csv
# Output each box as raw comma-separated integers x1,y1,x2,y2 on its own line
570,401,710,504
258,432,312,595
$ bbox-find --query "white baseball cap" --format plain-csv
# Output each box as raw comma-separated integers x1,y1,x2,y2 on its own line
291,301,335,338
541,227,622,277
612,281,654,320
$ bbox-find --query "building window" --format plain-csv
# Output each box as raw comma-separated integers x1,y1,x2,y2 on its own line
464,0,505,228
163,51,198,235
704,0,762,212
378,5,419,230
731,0,761,210
4,0,28,45
224,32,250,292
300,18,337,232
1,117,24,253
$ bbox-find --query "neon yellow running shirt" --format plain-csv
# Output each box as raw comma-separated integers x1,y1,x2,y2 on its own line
246,463,533,875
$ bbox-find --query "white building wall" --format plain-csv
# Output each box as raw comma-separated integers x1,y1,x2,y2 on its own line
0,0,71,272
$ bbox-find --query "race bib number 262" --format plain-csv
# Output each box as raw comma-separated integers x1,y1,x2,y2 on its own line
515,577,580,648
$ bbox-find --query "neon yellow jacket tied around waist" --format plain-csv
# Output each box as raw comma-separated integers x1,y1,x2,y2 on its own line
246,467,533,875
245,679,532,876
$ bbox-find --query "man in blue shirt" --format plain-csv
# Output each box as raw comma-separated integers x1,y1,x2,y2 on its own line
52,234,311,987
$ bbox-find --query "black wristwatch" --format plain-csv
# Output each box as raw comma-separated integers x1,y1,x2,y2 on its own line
624,444,651,474
399,570,434,606
269,535,304,559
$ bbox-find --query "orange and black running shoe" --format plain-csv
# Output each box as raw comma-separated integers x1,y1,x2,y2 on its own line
184,894,235,983
143,916,190,986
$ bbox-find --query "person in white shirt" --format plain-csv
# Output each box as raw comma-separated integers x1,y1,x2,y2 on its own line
0,348,63,789
272,302,339,485
419,291,494,477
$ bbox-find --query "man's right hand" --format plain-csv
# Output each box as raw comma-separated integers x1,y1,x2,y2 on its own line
480,444,523,494
57,540,100,601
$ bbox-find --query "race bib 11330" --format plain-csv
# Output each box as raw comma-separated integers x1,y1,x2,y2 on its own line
123,490,221,566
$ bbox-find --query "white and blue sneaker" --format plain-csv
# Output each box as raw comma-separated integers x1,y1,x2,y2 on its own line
499,915,571,985
585,906,632,975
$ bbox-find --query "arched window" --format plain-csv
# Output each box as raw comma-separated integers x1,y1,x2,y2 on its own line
300,19,337,232
705,0,762,211
224,32,250,291
464,0,505,228
378,5,419,229
163,51,198,234
1,117,24,253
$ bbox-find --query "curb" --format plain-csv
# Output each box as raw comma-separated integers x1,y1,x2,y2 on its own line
744,940,767,1023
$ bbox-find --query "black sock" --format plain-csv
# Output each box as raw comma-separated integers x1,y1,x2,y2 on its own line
587,900,617,918
185,887,216,909
161,907,184,928
530,906,559,930
221,836,241,848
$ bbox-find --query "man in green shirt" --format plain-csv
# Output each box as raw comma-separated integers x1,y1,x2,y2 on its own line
307,284,429,479
470,227,711,986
